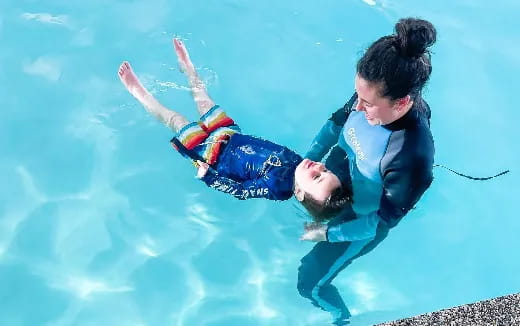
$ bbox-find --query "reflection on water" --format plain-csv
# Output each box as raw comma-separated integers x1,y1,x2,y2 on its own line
1,0,518,325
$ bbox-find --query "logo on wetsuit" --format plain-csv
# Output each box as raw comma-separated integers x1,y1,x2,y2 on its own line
208,181,269,199
347,128,366,161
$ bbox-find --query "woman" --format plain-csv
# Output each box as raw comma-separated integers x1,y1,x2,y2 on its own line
298,17,437,325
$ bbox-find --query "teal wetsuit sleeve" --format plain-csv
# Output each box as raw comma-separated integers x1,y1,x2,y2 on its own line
305,93,357,161
327,144,434,242
201,169,276,200
325,162,430,242
326,162,432,242
305,120,343,161
326,211,380,242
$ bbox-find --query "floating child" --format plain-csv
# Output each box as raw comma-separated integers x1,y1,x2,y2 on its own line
118,39,351,220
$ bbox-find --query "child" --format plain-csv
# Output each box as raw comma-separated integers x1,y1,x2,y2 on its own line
118,39,351,220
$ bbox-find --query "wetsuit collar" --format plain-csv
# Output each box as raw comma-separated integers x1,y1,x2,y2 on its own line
383,99,424,131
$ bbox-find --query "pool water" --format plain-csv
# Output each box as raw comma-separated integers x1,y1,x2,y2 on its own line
1,0,519,325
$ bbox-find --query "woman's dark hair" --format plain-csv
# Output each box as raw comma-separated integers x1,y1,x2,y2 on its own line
356,17,437,100
300,184,352,223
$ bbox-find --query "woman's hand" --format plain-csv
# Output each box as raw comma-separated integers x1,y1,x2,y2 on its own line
195,160,210,178
300,222,328,242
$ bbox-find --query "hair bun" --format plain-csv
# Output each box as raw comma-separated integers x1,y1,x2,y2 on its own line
394,17,437,58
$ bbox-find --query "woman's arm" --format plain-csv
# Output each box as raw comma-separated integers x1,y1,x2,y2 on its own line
321,157,433,242
305,93,357,161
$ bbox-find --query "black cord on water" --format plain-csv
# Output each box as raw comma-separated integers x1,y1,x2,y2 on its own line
434,164,510,181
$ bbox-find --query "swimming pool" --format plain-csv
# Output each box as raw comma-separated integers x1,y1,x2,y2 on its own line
1,0,519,325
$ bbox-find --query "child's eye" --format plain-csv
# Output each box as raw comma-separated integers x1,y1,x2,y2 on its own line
313,174,320,180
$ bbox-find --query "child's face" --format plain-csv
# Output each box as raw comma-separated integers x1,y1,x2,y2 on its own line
294,159,341,203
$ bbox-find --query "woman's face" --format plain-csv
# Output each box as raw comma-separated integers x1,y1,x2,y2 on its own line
354,74,408,126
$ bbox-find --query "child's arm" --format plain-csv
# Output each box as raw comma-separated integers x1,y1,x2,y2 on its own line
195,161,282,200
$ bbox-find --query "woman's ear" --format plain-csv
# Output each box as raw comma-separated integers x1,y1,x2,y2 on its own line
294,185,305,202
395,95,411,112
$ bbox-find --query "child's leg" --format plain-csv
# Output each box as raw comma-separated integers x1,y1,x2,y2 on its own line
118,61,189,133
173,39,216,117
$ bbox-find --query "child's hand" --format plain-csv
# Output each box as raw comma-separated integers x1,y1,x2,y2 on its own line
195,160,210,178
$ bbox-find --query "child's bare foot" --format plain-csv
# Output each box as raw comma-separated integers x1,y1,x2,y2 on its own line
173,39,196,76
118,61,149,101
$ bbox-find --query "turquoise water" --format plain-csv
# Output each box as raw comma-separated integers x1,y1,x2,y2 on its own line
1,0,519,325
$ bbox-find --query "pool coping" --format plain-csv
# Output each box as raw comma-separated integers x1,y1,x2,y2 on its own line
376,292,520,326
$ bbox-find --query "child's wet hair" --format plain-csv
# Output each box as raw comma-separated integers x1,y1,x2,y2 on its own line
300,183,352,223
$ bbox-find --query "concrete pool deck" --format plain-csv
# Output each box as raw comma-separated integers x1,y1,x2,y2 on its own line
377,292,520,326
